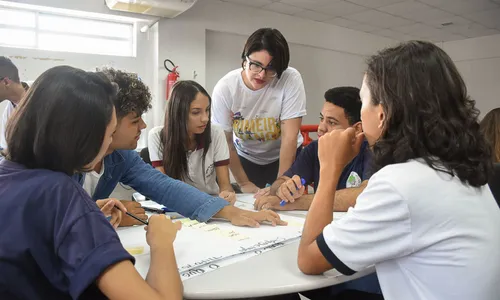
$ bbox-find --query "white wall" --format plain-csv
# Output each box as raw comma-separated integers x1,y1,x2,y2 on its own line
442,34,500,117
156,0,398,128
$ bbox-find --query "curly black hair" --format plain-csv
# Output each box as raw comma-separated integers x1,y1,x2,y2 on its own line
324,87,361,125
366,40,492,187
97,67,152,118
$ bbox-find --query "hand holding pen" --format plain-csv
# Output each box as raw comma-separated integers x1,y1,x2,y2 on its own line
276,175,306,205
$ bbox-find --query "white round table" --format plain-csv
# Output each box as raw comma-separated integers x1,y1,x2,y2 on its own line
125,194,374,299
182,240,374,299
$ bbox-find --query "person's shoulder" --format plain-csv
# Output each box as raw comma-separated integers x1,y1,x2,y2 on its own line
283,67,301,76
281,67,302,80
14,166,91,207
149,126,163,137
105,149,141,167
215,69,242,87
370,160,439,195
304,140,319,152
210,123,226,136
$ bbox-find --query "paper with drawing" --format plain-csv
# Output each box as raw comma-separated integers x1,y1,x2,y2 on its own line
118,213,305,281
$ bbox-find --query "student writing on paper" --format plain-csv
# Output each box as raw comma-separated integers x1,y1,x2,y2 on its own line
0,57,26,150
480,108,500,163
211,28,306,193
148,80,236,205
0,66,183,300
78,67,285,228
297,41,500,300
255,87,371,212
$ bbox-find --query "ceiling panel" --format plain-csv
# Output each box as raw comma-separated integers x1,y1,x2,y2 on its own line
279,0,333,10
309,1,368,16
346,0,407,8
221,0,500,42
261,2,305,14
346,10,414,28
221,0,276,8
293,9,333,21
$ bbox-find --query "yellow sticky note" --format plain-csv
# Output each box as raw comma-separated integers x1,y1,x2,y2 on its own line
125,246,144,255
202,224,219,232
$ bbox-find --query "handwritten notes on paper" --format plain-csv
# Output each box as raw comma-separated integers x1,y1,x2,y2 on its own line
118,213,305,281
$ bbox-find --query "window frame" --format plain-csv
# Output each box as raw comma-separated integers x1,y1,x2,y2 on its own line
0,7,136,57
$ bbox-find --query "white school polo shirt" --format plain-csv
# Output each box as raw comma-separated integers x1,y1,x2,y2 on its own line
82,164,105,197
211,67,306,165
148,124,230,195
318,159,500,300
0,101,15,149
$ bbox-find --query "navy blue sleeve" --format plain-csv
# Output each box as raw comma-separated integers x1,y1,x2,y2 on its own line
57,211,134,299
283,141,317,185
361,145,372,181
50,183,134,299
119,151,229,222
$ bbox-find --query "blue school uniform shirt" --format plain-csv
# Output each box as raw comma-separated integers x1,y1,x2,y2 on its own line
0,159,134,299
283,140,371,191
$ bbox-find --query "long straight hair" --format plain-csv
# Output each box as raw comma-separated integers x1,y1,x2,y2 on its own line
161,80,212,181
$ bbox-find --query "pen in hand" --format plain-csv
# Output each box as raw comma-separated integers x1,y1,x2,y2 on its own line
280,178,306,206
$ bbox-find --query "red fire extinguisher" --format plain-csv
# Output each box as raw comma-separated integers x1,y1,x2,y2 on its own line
164,59,179,100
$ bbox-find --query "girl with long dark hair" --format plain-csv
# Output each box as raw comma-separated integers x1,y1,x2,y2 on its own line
148,80,236,204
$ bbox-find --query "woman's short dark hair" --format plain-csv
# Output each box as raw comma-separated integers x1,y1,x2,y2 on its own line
366,40,492,187
5,66,116,175
161,80,212,181
480,108,500,163
241,28,290,79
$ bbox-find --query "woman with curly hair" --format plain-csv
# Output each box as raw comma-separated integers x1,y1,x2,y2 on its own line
480,108,500,163
298,41,500,300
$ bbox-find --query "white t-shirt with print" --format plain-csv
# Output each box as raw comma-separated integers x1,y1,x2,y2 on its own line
317,159,500,300
82,164,105,197
211,67,306,165
0,101,15,149
148,124,230,195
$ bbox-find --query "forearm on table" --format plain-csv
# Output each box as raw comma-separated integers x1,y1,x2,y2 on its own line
283,194,314,210
212,205,238,220
282,184,363,211
278,138,298,176
146,244,183,299
269,176,289,195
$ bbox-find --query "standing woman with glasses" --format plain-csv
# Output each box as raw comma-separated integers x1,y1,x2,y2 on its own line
212,28,307,194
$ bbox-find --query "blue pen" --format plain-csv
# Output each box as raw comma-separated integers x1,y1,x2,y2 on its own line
280,178,306,206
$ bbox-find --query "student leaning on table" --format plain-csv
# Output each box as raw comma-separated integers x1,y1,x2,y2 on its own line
76,67,285,228
298,41,500,300
148,80,236,205
0,66,183,299
211,28,306,192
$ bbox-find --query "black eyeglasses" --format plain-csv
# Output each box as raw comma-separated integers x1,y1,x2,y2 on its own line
245,57,277,78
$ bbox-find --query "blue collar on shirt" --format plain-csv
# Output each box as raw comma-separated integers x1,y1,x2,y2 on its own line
105,149,125,168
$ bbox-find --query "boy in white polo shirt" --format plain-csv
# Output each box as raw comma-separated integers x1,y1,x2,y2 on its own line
298,41,500,300
0,57,25,150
